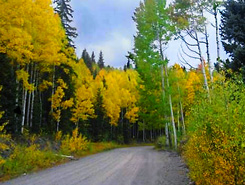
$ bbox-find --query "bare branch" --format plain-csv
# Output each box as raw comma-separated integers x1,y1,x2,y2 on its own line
186,30,197,41
181,43,200,60
180,35,198,47
181,41,200,56
177,51,197,70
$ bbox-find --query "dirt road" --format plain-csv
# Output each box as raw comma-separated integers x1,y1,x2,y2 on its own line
0,146,189,185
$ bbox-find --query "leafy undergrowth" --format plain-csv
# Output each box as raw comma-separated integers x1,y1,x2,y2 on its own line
183,79,245,185
154,136,167,150
0,127,146,182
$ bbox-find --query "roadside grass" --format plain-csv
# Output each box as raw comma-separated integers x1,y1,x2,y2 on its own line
0,128,153,182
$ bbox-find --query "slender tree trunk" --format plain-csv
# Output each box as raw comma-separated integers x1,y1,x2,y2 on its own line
21,88,25,134
214,7,220,62
180,101,186,135
177,83,186,135
169,94,177,149
21,90,28,133
26,63,33,127
204,22,213,83
165,65,177,149
30,64,37,128
21,65,29,134
51,65,55,113
177,108,180,132
194,30,210,98
15,65,20,132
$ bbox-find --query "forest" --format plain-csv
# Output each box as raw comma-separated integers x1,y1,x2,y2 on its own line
0,0,244,184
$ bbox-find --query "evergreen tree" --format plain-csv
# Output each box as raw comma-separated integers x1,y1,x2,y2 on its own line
91,51,96,64
220,0,245,73
81,49,93,73
54,0,78,47
98,51,105,69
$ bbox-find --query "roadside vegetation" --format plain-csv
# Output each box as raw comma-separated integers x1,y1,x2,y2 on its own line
0,125,120,181
0,0,244,184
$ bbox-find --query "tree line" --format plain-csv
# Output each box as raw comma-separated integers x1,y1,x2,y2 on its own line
0,0,244,183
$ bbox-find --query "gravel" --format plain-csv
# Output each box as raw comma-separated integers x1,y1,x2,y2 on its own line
0,146,190,185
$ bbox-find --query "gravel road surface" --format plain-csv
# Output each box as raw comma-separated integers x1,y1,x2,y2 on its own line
0,146,189,185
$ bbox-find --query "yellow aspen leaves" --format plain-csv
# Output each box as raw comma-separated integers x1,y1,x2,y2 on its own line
51,79,73,123
101,69,140,125
16,69,35,92
70,59,95,125
39,80,53,91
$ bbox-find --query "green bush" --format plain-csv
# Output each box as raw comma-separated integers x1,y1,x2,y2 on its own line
184,77,245,185
155,136,166,149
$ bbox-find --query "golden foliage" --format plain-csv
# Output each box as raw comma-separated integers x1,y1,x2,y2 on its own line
184,77,245,185
60,128,89,155
70,59,95,124
100,69,140,125
16,69,35,91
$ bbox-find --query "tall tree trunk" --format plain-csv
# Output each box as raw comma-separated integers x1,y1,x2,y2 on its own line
177,83,186,135
26,63,33,127
30,64,37,128
180,101,186,135
165,65,177,149
204,23,213,83
21,89,27,134
194,30,210,98
169,94,177,149
177,108,180,131
15,65,20,132
51,65,55,114
21,65,29,134
214,6,220,62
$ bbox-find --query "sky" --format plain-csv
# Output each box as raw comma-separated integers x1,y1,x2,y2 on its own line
71,0,228,69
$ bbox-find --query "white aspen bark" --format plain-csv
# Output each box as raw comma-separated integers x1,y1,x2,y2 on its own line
177,108,180,131
177,83,186,135
21,65,29,134
214,6,220,61
26,63,33,127
30,64,37,128
165,65,177,149
169,94,177,149
161,65,169,145
194,30,210,99
21,89,27,134
204,23,213,83
180,101,186,135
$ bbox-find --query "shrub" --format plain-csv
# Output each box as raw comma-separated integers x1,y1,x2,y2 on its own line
184,78,245,185
155,136,166,149
60,128,89,156
2,144,62,177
